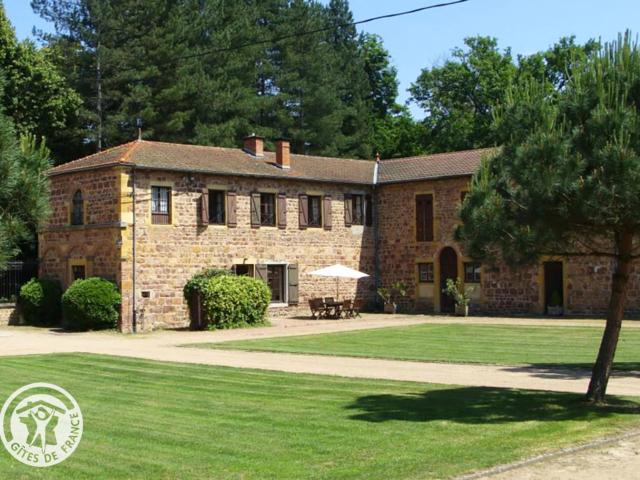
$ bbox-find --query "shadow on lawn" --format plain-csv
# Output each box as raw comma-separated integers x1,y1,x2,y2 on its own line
346,387,640,424
500,363,640,380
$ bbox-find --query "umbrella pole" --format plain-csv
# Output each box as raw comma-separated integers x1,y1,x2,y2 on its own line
336,277,340,300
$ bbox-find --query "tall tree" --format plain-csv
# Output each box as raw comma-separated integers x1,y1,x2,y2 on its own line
0,112,51,265
457,32,640,403
410,36,516,153
0,2,80,161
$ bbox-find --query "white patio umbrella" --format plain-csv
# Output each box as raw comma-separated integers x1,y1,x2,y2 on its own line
309,264,369,300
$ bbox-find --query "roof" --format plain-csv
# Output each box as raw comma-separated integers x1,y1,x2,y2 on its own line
49,140,375,185
48,140,496,185
376,148,497,184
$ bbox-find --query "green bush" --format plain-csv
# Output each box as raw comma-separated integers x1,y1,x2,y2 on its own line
19,278,62,326
183,268,232,300
61,277,121,331
201,275,271,329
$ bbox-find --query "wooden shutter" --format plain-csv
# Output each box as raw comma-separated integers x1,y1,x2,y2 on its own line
416,194,434,241
344,194,353,227
288,264,299,305
226,191,237,227
277,193,287,229
255,264,268,283
200,190,209,225
250,192,261,228
365,194,373,227
298,194,308,229
323,195,332,230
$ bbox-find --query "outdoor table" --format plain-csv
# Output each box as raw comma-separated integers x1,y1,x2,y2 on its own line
324,301,344,319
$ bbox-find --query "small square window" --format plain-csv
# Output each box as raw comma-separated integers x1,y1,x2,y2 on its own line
151,186,171,224
260,193,276,226
418,263,434,283
308,196,322,227
464,262,481,283
208,190,226,225
71,264,85,281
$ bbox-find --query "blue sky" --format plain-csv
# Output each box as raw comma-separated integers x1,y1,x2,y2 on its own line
4,0,638,118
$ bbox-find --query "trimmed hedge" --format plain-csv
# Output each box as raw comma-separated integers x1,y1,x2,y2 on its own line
19,278,62,326
183,268,232,300
62,277,121,331
200,275,271,329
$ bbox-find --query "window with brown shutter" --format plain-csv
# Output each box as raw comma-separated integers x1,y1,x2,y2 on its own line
351,194,364,225
416,194,434,242
250,192,261,227
260,193,276,226
151,186,171,225
344,194,353,227
208,190,225,225
226,191,237,227
307,195,322,228
323,195,332,230
200,190,209,225
277,193,287,229
299,194,308,229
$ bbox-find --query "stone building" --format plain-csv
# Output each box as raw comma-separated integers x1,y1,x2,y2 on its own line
39,136,640,331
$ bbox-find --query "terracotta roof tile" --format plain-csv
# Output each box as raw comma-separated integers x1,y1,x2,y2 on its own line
48,140,496,185
377,147,497,184
49,140,375,185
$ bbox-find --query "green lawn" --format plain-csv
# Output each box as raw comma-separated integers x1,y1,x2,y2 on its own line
0,355,638,479
195,323,640,370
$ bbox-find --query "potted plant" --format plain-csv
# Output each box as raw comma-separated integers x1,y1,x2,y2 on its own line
377,281,408,314
547,291,563,316
443,278,472,316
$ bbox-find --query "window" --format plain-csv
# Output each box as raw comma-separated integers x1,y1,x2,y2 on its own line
267,265,286,303
416,194,434,242
208,190,225,225
71,264,85,281
260,193,276,226
234,264,254,277
464,262,482,283
308,195,322,227
352,194,364,225
71,190,84,226
151,186,171,224
418,263,434,283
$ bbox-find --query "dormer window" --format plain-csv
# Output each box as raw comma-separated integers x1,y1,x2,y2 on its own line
71,190,84,225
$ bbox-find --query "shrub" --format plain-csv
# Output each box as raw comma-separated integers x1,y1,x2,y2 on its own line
201,275,271,329
19,278,62,326
183,268,232,300
61,277,121,331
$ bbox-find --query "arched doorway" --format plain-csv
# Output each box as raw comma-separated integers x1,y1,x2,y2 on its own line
439,247,458,313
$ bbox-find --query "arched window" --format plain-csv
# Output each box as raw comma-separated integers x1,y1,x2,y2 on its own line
71,190,84,225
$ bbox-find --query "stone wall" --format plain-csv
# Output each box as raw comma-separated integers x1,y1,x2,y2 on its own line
0,303,19,326
377,178,640,315
39,168,123,288
119,169,376,330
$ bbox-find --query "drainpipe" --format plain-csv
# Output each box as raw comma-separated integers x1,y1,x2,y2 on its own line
131,166,137,333
372,156,381,307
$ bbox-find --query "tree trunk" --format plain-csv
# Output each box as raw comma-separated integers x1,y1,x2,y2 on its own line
586,232,634,403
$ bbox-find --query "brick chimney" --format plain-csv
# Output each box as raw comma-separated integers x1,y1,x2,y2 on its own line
275,138,290,169
243,134,264,157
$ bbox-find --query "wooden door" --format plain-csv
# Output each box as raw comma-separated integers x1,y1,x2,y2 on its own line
544,261,564,314
439,247,458,313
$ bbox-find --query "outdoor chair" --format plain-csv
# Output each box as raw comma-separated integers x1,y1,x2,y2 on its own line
350,299,363,318
309,298,326,319
341,299,353,318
